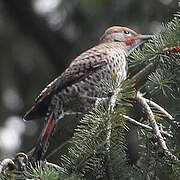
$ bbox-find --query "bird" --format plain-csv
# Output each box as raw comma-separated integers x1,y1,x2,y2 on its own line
24,26,152,161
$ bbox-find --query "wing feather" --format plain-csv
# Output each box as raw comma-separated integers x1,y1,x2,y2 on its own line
24,44,108,120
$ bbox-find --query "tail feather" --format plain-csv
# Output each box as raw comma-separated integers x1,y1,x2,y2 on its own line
32,111,56,161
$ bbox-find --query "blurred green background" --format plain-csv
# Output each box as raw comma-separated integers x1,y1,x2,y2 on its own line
0,0,178,158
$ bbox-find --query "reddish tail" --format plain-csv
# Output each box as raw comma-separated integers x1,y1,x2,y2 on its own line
32,111,56,161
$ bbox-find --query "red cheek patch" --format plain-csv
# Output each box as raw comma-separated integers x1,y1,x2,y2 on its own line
124,39,135,45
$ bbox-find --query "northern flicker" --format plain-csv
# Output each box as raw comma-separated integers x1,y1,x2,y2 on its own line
24,26,152,161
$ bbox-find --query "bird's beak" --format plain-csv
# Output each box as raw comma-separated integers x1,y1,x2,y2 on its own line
137,34,153,41
127,34,153,55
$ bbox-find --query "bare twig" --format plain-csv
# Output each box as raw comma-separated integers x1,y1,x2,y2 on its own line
106,87,121,180
95,97,109,108
119,114,172,137
45,161,64,171
144,98,174,120
136,92,179,162
63,111,82,116
107,87,120,151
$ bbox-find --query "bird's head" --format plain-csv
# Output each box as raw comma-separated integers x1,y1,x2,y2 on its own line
100,26,152,55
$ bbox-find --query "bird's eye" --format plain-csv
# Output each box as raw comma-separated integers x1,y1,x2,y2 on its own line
124,30,130,35
123,30,132,37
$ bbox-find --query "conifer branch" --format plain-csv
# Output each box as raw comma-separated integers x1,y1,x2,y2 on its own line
119,114,172,137
136,92,179,162
143,97,174,121
45,161,64,171
106,87,121,180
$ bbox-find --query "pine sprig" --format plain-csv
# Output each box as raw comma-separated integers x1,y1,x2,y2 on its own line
24,162,59,180
60,106,117,178
129,8,180,96
146,68,176,96
130,13,180,67
59,98,136,178
0,173,6,180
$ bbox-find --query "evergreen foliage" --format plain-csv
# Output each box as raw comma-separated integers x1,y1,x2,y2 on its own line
24,162,59,180
130,7,180,97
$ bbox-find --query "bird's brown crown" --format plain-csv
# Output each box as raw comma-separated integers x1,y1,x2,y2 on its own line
100,26,139,44
103,26,138,36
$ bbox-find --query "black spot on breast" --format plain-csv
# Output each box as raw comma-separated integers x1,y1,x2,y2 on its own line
77,85,81,92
